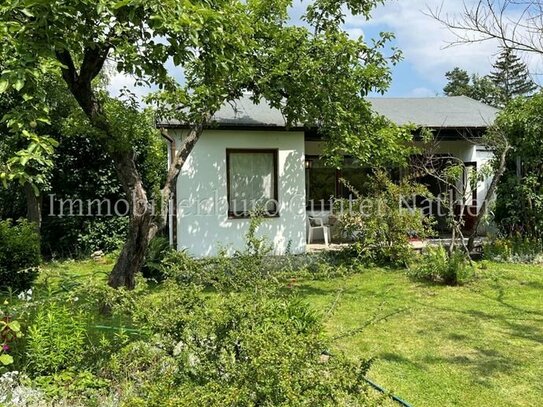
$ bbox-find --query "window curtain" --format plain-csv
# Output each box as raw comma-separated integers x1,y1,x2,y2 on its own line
229,152,275,214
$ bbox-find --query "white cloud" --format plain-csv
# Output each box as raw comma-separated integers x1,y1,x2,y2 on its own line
108,71,153,101
409,87,438,97
346,0,501,85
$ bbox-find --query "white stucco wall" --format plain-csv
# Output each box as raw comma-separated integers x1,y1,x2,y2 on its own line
171,129,306,257
413,140,494,212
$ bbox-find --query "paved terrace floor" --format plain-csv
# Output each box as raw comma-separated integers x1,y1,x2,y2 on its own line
307,237,486,254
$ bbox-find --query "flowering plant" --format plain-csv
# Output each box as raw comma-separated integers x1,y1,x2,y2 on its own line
1,309,23,367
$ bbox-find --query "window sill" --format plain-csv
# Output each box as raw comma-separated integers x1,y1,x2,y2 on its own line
227,213,280,220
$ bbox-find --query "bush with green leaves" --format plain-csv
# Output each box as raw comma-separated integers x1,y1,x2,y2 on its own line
483,238,513,262
409,245,474,285
1,317,22,370
141,235,172,282
25,302,86,376
334,171,434,267
0,219,40,292
160,216,281,292
483,236,543,263
108,282,378,406
494,92,543,239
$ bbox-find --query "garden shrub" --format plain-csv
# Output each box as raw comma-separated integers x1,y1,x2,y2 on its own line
110,283,377,406
483,236,543,263
160,216,281,292
141,235,172,282
483,238,512,262
106,340,178,404
42,216,128,259
76,217,128,255
26,302,86,376
493,93,543,240
0,219,40,293
409,245,474,285
0,369,116,407
334,171,434,267
159,214,376,293
33,370,110,402
0,317,22,371
161,249,372,294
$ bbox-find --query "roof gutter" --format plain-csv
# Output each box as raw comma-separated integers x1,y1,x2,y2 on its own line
156,122,305,132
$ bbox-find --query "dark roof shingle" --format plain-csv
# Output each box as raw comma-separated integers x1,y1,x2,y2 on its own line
157,95,499,129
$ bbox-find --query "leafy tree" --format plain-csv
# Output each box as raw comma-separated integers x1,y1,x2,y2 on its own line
443,68,471,97
0,91,27,221
494,92,543,238
0,70,57,227
489,47,537,105
1,74,165,257
443,67,499,106
431,1,542,245
0,0,404,288
41,100,166,258
443,48,537,107
469,75,501,106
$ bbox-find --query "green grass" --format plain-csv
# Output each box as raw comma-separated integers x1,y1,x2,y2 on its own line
25,259,543,406
293,263,543,407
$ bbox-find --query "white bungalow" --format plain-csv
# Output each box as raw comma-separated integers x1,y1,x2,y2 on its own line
158,95,499,257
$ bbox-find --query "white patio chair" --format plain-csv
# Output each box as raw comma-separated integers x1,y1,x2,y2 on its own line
307,216,330,246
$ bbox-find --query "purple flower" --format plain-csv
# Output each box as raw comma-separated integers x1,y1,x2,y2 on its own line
2,344,9,352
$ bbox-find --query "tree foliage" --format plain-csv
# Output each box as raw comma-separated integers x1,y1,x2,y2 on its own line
1,75,166,257
443,48,536,107
494,92,543,238
0,219,41,292
0,71,57,194
443,67,499,106
0,0,403,287
489,47,537,105
334,171,434,267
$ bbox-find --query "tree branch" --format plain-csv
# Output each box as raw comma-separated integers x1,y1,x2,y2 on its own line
55,49,78,88
467,133,512,250
427,0,543,56
80,44,110,84
158,112,212,228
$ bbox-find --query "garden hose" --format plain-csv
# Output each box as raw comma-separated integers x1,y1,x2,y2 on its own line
362,377,413,407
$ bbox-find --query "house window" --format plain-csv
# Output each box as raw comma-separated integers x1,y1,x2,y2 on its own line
226,149,279,218
305,157,337,210
339,157,373,199
305,156,373,209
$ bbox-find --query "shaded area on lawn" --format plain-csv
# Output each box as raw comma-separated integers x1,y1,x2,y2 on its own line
291,263,543,407
3,258,541,407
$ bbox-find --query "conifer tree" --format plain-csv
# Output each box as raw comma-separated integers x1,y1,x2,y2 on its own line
490,47,537,105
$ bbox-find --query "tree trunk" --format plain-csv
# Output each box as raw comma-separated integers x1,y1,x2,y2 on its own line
24,182,42,229
55,46,209,288
108,209,155,289
107,150,158,289
56,47,156,289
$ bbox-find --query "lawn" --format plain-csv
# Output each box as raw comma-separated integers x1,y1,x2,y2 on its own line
293,263,543,407
36,259,543,407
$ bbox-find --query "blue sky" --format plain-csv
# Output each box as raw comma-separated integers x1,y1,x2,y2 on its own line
111,1,525,99
354,0,501,97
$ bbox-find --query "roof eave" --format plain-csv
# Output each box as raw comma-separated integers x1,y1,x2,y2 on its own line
156,122,305,131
